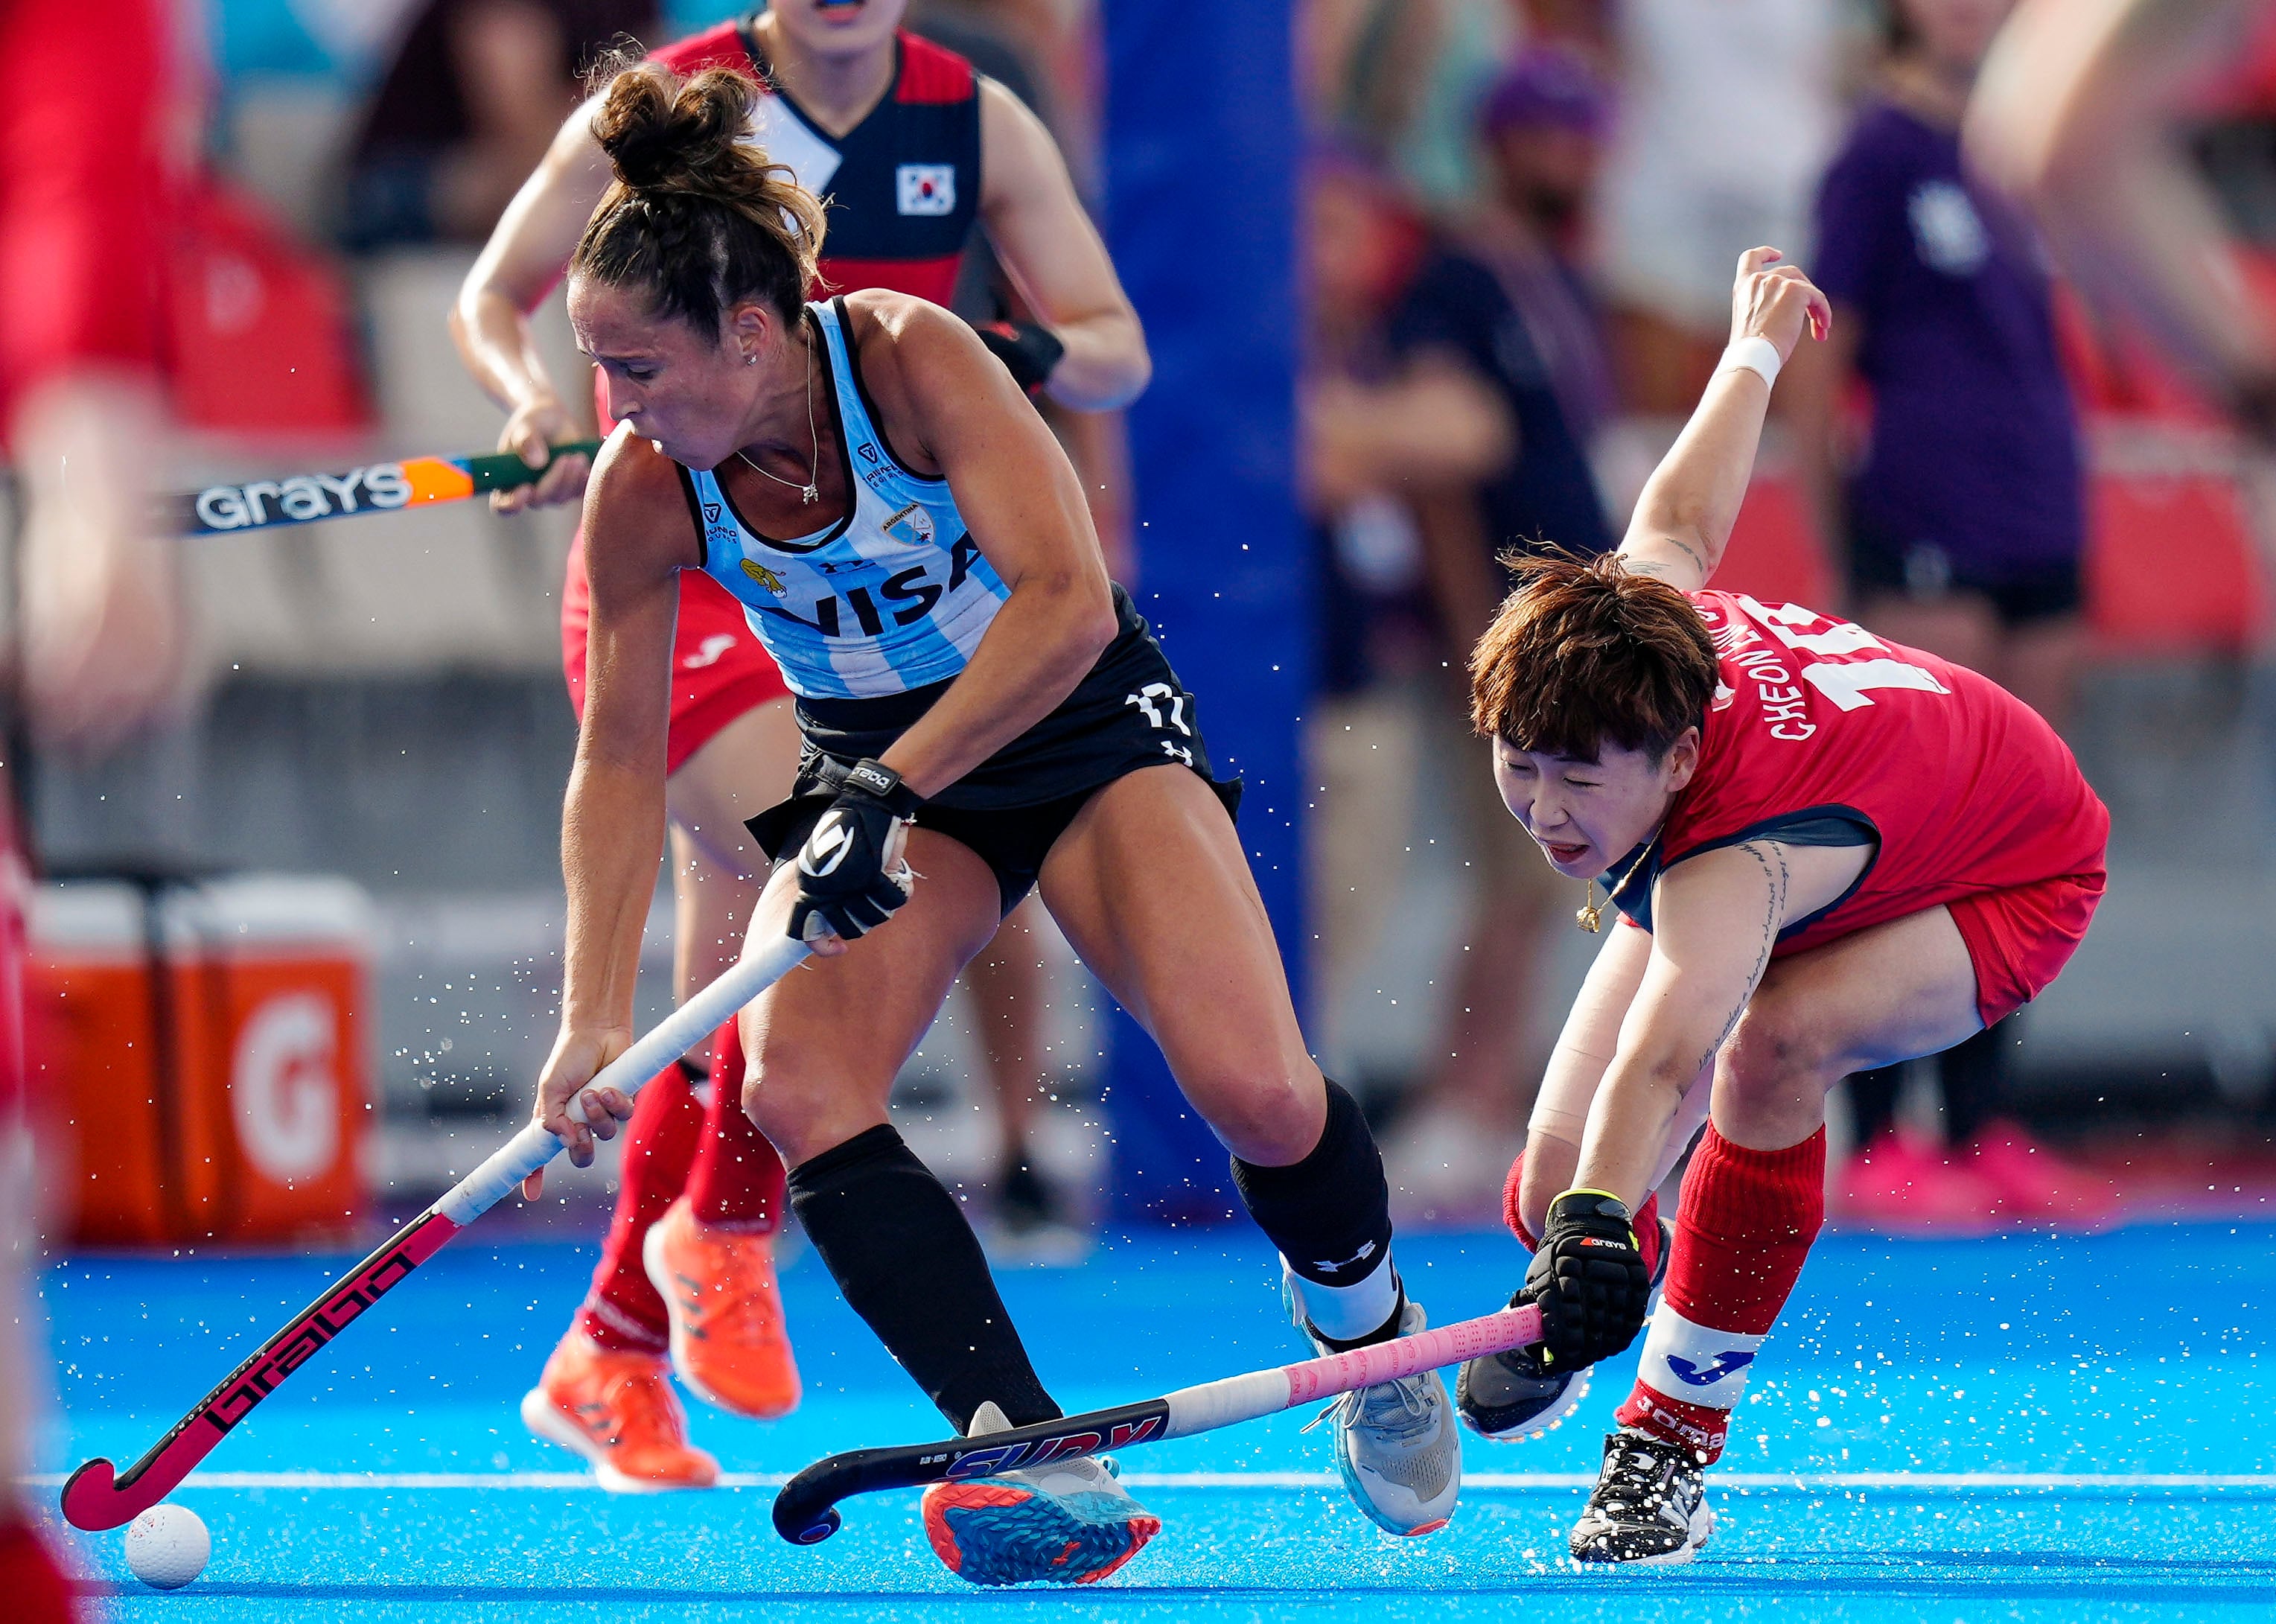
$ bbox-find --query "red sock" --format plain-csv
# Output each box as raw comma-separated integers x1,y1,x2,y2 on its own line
686,1018,785,1232
0,1518,76,1624
576,1059,702,1354
1616,1124,1824,1463
1501,1149,1662,1278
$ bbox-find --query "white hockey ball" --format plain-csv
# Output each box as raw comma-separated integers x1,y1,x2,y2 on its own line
124,1503,209,1590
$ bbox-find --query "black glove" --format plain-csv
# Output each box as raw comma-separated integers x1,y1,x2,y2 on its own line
1522,1189,1653,1372
975,319,1065,395
788,759,921,944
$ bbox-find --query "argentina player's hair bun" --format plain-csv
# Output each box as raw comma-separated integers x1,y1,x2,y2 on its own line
573,57,828,332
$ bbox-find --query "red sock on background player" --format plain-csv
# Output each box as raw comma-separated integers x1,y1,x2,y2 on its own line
575,1057,706,1354
1614,1124,1825,1459
686,1017,785,1232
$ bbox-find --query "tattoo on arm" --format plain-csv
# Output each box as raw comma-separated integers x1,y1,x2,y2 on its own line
1628,535,1708,582
1683,841,1789,1080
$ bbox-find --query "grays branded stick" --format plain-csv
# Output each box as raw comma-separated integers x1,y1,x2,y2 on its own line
770,1301,1545,1544
60,931,812,1531
172,441,602,535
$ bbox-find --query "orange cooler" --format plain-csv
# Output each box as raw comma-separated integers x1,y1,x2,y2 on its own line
31,876,374,1246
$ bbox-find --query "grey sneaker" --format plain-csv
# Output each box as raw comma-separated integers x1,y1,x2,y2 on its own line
1289,1283,1461,1537
1569,1429,1713,1566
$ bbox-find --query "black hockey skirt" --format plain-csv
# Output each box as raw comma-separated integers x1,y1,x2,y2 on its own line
747,585,1240,914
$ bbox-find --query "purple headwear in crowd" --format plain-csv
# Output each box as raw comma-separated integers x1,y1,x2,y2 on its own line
1478,46,1613,138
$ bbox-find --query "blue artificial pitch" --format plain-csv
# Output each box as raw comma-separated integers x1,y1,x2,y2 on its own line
30,1221,2276,1621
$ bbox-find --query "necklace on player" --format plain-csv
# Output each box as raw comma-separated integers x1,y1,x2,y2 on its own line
1576,826,1663,934
736,322,820,504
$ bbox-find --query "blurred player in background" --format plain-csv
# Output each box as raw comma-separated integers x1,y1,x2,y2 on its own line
1788,0,2116,1229
1,0,185,1611
532,59,1460,1582
1968,0,2276,432
1459,250,2108,1564
342,0,660,250
453,0,1149,1490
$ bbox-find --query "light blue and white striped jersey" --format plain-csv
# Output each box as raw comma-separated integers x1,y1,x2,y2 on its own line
687,299,1009,699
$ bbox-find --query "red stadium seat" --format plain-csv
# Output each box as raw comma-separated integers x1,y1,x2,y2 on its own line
1707,451,2272,655
1717,467,1834,609
2085,459,2270,652
166,176,373,436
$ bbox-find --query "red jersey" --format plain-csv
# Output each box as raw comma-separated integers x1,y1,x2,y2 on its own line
1609,590,2109,957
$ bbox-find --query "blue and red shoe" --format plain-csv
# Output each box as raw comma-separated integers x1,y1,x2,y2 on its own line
919,1403,1161,1586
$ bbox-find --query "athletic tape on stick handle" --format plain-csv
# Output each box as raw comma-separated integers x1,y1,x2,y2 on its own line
57,931,812,1532
169,441,603,536
769,1302,1544,1545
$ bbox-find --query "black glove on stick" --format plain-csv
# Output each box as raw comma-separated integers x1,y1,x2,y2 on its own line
1523,1189,1654,1372
789,759,920,943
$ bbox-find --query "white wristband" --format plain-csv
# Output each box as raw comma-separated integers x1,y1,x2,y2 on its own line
1719,336,1782,389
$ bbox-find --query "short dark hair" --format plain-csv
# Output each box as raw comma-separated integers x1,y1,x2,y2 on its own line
1470,552,1718,762
571,59,828,334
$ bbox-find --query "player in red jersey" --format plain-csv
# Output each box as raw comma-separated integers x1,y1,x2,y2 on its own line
452,0,1147,1488
1455,249,2108,1564
1,0,184,1610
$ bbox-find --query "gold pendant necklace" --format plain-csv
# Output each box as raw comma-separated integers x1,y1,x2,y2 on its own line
736,317,820,504
1575,827,1663,934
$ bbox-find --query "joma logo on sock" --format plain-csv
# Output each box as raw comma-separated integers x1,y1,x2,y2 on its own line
1665,1351,1756,1386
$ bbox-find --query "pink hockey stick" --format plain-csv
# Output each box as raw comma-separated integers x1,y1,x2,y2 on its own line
772,1302,1545,1543
60,932,812,1531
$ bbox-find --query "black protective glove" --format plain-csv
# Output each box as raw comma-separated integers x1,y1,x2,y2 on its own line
788,759,920,944
975,319,1065,396
1523,1189,1653,1372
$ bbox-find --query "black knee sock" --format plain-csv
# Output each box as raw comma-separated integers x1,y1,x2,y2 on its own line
788,1124,1059,1431
1229,1080,1400,1347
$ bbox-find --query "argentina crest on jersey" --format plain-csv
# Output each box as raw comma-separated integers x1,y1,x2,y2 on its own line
691,302,1010,700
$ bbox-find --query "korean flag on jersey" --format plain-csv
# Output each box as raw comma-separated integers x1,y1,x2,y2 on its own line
691,300,1010,700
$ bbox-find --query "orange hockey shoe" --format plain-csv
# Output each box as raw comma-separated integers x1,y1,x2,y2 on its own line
643,1196,802,1418
520,1330,719,1493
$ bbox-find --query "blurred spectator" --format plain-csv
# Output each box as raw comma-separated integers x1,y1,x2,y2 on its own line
1595,0,1841,412
2,0,185,1611
1305,0,1519,214
341,0,657,250
1511,0,1615,71
1300,153,1513,1103
1785,0,2114,1230
1374,48,1618,1217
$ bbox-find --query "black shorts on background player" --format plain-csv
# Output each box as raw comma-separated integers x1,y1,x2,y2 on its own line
749,584,1240,914
1844,507,2084,628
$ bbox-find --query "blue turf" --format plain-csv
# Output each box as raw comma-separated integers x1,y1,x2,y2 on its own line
30,1222,2276,1620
